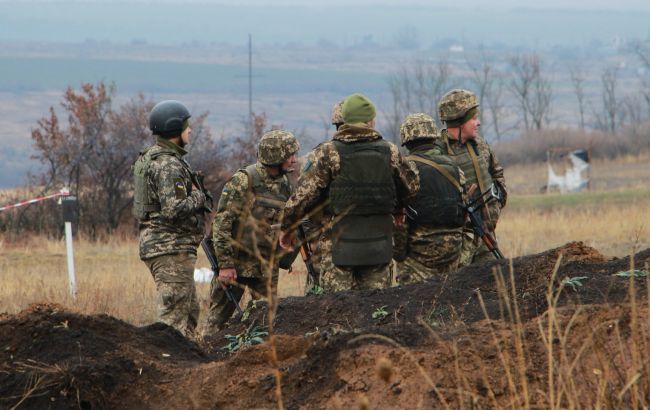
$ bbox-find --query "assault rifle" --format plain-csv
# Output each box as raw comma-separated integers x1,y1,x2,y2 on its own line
200,236,244,315
464,184,505,260
296,222,320,293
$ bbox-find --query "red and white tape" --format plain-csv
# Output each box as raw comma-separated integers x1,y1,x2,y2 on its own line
0,188,70,212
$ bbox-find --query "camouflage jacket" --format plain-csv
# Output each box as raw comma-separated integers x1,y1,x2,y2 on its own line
282,124,420,230
137,137,207,260
212,162,292,276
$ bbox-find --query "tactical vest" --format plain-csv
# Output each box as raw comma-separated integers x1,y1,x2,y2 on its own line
406,153,464,229
132,146,180,220
441,134,498,230
234,164,292,260
327,139,396,266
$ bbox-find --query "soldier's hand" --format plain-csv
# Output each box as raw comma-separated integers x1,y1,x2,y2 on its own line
468,183,478,197
394,208,406,226
279,230,296,251
218,267,237,284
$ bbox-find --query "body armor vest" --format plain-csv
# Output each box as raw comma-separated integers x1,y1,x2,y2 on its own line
132,146,178,220
234,164,291,260
441,135,499,230
327,139,396,266
407,153,464,229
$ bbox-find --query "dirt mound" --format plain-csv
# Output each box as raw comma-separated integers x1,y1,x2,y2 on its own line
1,243,649,409
0,303,208,409
206,242,646,346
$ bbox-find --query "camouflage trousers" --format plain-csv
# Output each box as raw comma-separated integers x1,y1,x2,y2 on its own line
303,239,323,295
318,234,393,293
396,229,463,286
459,229,497,267
144,252,199,337
202,271,279,338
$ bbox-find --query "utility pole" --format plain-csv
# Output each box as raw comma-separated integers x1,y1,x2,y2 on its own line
248,34,253,133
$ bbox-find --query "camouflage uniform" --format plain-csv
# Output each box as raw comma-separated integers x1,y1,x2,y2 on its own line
435,90,507,266
203,131,298,336
394,114,465,285
282,124,419,293
134,136,208,337
300,99,345,294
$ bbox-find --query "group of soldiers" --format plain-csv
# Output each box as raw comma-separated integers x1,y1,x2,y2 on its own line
133,89,507,338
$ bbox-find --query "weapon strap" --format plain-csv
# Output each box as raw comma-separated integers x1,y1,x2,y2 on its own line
467,144,487,197
407,155,462,191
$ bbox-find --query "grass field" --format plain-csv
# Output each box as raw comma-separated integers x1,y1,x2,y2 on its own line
1,154,648,326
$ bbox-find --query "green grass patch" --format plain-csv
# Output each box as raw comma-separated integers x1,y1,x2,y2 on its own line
506,188,650,211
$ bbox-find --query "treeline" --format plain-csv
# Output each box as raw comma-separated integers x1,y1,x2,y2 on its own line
385,41,650,157
0,82,266,239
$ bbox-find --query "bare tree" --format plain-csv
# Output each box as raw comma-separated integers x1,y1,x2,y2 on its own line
569,64,587,130
509,53,553,131
593,66,620,135
386,59,454,141
634,40,650,117
466,48,516,142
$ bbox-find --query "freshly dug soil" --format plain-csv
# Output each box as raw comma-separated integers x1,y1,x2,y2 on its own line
1,242,649,409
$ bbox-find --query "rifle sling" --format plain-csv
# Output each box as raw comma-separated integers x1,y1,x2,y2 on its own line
407,155,462,191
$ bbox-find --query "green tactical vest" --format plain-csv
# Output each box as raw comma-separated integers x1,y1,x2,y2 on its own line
327,139,396,266
132,146,179,220
439,133,498,230
234,164,292,261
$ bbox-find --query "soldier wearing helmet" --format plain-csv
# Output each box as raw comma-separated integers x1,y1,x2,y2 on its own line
296,99,347,295
202,130,300,336
133,100,212,337
279,93,419,293
393,113,466,284
434,89,507,266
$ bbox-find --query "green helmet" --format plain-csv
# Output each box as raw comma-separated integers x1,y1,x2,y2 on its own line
438,89,479,122
331,99,345,126
399,113,438,146
258,130,300,166
149,100,191,137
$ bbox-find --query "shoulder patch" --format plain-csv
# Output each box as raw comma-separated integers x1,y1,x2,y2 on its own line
174,180,187,199
302,159,313,173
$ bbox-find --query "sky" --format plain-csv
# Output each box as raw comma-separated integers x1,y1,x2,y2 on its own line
11,0,650,9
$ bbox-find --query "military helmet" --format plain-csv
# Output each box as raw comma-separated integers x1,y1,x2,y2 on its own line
331,99,345,126
258,130,300,166
149,100,191,137
438,89,479,122
399,113,438,146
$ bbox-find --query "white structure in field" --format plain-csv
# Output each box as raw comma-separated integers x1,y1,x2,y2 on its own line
546,149,590,193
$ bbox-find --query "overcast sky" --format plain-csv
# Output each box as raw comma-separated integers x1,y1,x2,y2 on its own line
4,0,649,9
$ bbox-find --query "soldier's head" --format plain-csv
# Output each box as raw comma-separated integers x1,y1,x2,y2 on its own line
331,99,345,130
400,113,438,150
149,100,192,146
258,130,300,175
342,93,376,128
438,89,480,143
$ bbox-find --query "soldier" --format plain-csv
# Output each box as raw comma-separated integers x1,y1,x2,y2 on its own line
394,113,465,285
202,130,299,337
301,99,345,295
279,93,419,292
133,100,211,337
434,89,507,266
